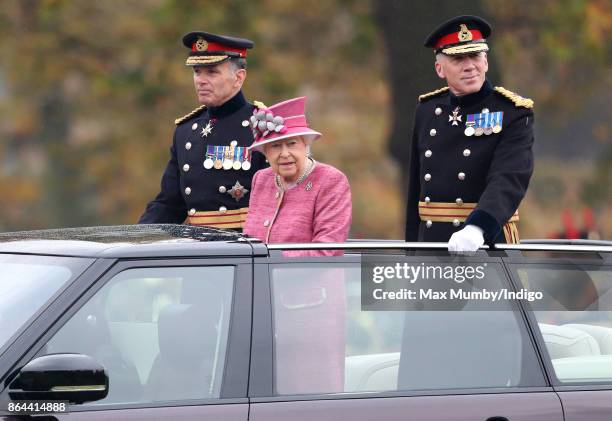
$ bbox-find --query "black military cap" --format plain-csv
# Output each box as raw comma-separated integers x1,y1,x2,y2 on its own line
182,31,254,66
424,15,492,56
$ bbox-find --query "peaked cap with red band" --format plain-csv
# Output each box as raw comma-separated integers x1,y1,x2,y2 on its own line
182,31,254,66
424,15,491,56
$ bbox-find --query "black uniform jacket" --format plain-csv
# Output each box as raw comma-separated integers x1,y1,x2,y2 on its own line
405,80,534,244
139,91,267,224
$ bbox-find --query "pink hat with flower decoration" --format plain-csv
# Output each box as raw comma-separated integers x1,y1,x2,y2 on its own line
248,96,322,152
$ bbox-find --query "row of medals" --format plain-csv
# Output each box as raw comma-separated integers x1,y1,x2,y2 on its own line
463,111,503,137
196,119,252,171
464,123,502,137
203,146,252,171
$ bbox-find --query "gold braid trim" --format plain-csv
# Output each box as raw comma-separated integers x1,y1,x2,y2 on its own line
174,105,206,125
494,86,534,109
253,100,267,109
185,55,228,66
442,43,489,55
418,87,449,102
503,221,520,244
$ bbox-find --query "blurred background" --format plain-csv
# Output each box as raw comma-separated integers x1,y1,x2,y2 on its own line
0,0,610,239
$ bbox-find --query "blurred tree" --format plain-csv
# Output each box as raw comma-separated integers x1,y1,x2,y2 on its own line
484,0,611,218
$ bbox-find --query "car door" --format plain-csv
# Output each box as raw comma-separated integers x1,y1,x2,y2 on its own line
506,247,612,421
249,249,564,421
1,258,252,420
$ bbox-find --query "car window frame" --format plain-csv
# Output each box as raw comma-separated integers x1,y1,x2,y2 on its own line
0,255,108,387
250,250,554,402
0,254,98,360
503,249,612,391
0,257,253,412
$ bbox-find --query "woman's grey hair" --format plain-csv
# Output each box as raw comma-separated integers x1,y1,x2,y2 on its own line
262,136,313,156
300,136,313,155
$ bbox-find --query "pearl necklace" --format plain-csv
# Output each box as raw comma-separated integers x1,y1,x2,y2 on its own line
275,157,316,191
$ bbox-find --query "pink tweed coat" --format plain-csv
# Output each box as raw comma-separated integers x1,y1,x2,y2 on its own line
244,162,352,256
245,161,351,393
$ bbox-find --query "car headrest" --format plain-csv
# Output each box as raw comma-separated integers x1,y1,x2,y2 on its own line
539,323,600,359
49,304,111,357
157,304,218,363
564,324,612,355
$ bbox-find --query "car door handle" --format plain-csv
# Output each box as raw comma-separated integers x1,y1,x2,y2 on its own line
486,417,509,421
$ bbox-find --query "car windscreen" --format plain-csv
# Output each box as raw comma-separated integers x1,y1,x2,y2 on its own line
0,253,93,350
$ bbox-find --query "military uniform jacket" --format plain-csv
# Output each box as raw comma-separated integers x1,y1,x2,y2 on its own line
405,80,534,244
139,91,267,227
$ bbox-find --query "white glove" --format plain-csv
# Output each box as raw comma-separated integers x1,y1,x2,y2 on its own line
448,225,485,256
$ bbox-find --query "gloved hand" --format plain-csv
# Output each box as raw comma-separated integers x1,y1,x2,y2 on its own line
448,224,485,256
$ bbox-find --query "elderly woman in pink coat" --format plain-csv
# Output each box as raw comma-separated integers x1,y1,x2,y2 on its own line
244,96,352,255
244,96,350,395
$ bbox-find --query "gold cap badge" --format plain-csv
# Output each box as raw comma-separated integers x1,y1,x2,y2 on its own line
458,24,473,42
195,37,208,51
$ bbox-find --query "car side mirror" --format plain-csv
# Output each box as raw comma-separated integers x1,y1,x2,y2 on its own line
8,353,108,404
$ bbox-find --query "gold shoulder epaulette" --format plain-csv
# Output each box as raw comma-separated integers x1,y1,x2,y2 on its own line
253,100,267,109
174,105,206,125
418,87,449,102
494,87,534,109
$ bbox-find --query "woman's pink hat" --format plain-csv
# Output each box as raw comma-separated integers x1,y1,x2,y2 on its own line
248,96,322,152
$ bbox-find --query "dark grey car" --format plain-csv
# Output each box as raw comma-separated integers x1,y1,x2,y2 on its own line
0,225,610,420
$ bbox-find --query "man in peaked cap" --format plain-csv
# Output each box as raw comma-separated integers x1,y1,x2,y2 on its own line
139,32,267,229
404,15,535,254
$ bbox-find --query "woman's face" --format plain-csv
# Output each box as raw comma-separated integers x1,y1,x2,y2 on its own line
263,137,308,183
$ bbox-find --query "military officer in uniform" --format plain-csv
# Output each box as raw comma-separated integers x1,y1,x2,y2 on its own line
405,15,535,254
139,32,267,229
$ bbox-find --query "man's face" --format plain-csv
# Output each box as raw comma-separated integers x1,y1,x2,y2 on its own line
434,52,488,96
192,61,246,107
